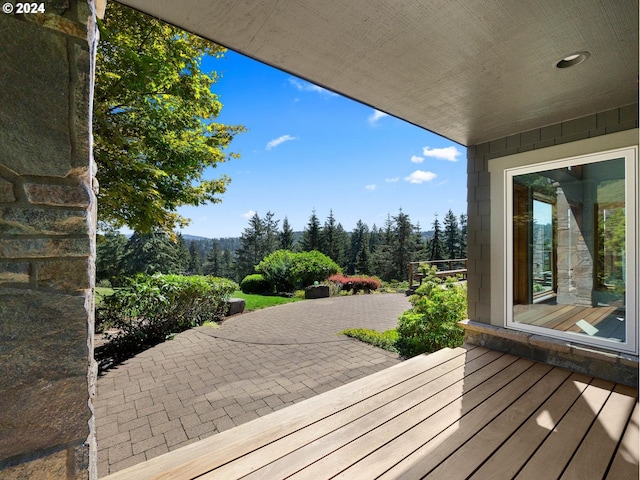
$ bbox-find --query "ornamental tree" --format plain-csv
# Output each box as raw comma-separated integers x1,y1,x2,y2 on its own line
94,3,245,233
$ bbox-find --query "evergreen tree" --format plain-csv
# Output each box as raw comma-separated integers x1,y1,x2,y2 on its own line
300,209,321,251
221,249,235,280
280,216,295,250
443,209,460,259
235,211,280,279
120,232,185,276
96,229,128,285
320,210,344,263
428,214,445,261
203,240,221,276
371,215,396,281
176,234,190,273
348,220,369,275
188,241,203,274
391,209,420,281
459,213,468,259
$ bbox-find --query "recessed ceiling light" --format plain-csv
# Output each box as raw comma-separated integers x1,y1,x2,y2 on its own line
556,51,590,68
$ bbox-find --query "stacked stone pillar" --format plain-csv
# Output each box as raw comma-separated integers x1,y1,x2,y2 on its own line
0,1,97,478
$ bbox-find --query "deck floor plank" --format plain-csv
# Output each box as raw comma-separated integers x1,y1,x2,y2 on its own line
606,401,640,479
469,372,592,480
340,361,552,480
560,383,638,479
515,378,615,480
290,357,535,479
414,366,573,480
231,349,503,480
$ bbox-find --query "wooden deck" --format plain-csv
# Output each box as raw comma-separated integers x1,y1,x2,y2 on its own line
102,345,638,480
513,304,625,341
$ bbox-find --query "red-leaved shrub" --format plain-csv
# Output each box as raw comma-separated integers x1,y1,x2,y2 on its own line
328,274,380,293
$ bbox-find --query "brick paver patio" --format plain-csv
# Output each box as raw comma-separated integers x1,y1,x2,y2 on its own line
95,294,410,476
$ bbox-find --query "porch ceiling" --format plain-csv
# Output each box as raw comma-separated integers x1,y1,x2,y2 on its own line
116,0,638,146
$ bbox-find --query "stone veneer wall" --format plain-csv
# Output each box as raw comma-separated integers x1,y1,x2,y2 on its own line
0,1,97,479
466,103,638,325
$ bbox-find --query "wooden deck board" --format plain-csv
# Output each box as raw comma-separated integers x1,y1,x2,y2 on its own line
607,401,640,479
102,345,639,480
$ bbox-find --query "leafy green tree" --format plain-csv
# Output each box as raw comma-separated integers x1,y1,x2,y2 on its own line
428,214,445,261
94,3,245,234
443,209,460,259
300,209,321,251
280,216,295,250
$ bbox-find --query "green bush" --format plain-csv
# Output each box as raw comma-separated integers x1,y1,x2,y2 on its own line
396,265,466,358
96,274,237,369
240,273,273,294
256,250,340,292
341,328,399,353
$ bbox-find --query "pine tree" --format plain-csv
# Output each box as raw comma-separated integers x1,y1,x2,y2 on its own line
96,229,128,285
348,220,369,274
203,241,221,276
300,209,321,251
459,213,468,259
443,209,460,259
428,214,445,261
188,241,203,274
235,211,280,279
320,210,344,263
120,232,185,276
280,216,295,250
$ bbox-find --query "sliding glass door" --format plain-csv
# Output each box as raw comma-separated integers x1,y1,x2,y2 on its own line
506,149,636,353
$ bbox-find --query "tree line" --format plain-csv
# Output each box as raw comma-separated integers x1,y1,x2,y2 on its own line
96,209,466,286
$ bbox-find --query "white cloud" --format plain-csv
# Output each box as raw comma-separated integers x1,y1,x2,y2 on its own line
385,177,400,183
368,109,389,125
422,145,462,162
404,170,437,184
242,210,256,219
266,134,296,151
365,184,377,191
410,155,424,163
288,78,337,97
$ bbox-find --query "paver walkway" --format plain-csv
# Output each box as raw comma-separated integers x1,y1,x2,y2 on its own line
95,294,410,477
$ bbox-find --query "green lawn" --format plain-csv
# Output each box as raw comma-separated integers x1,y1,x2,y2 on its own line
232,291,302,311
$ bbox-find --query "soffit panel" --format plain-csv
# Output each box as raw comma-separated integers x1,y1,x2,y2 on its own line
117,0,638,146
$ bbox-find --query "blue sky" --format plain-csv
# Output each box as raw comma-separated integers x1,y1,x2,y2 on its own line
177,50,467,238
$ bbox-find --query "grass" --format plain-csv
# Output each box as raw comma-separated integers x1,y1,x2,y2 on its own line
232,291,302,311
95,286,115,306
340,328,399,353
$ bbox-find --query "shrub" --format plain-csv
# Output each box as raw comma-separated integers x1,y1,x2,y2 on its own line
240,273,273,294
341,328,399,353
256,250,340,292
329,274,380,293
96,274,237,369
396,265,466,358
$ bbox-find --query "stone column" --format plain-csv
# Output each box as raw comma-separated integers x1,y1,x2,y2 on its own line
0,1,97,478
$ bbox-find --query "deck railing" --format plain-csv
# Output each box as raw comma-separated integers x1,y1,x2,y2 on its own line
408,258,467,289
